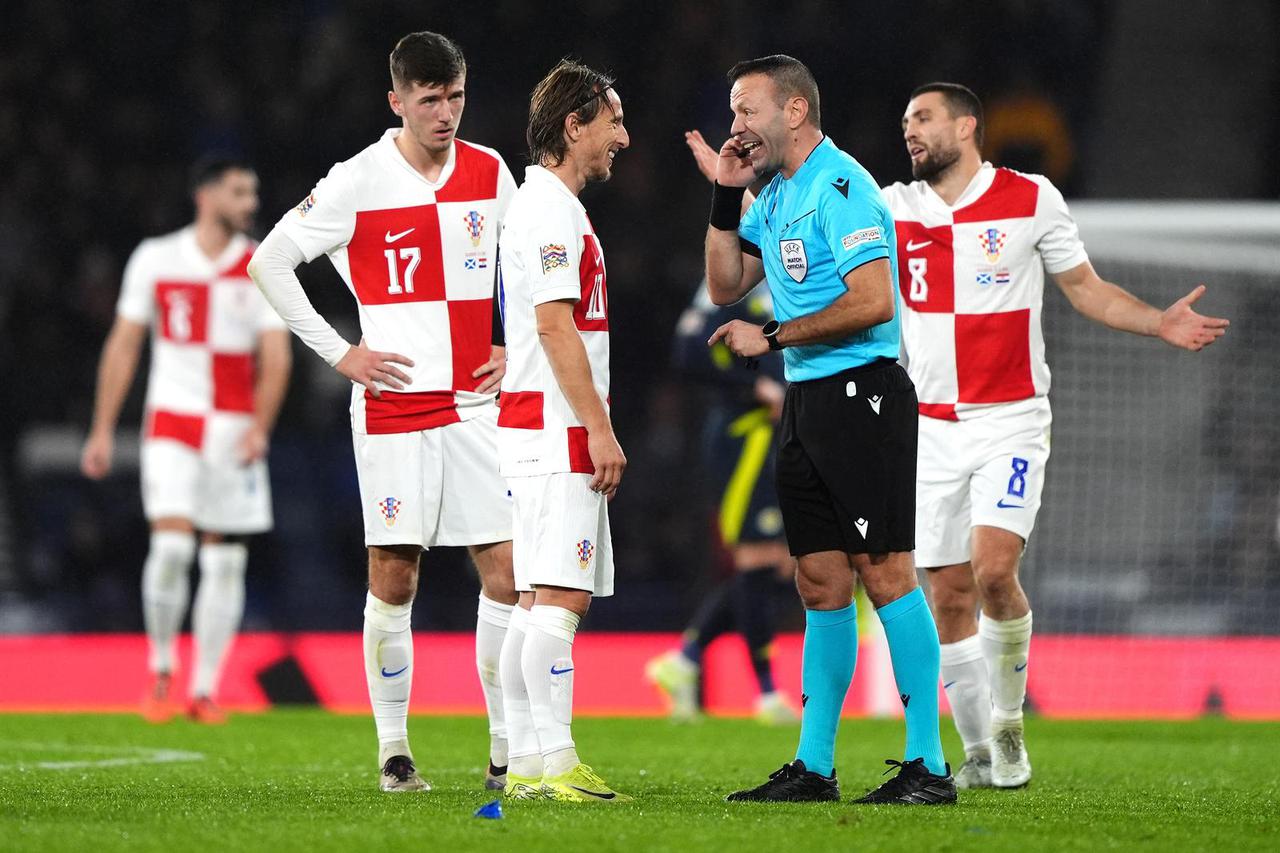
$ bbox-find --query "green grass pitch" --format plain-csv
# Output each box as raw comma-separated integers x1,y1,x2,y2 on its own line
1,711,1277,852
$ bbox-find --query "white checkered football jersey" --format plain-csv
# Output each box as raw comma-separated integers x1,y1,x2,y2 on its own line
496,166,610,477
881,164,1088,421
116,226,284,450
277,130,517,434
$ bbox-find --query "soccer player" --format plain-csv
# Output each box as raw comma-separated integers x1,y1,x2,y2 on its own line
80,156,292,725
887,83,1228,788
247,32,518,793
645,281,799,724
495,59,631,803
705,55,955,804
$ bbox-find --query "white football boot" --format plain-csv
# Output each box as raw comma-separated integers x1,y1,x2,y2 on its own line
991,721,1031,788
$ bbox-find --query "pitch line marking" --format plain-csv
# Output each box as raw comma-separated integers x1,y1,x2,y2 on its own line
0,741,205,771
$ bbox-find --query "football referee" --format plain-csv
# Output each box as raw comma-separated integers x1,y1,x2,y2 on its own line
704,55,955,805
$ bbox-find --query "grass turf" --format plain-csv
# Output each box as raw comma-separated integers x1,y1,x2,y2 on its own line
1,711,1277,852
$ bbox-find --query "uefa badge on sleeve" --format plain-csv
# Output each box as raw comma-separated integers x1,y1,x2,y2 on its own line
780,240,807,282
377,496,402,529
575,538,595,571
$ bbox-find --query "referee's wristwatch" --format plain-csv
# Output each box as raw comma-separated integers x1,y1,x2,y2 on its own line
762,319,785,351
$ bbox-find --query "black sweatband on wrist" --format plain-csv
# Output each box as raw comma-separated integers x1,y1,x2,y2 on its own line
709,182,747,231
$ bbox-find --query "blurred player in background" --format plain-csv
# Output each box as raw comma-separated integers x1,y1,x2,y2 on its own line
495,59,631,803
645,280,800,725
81,156,292,724
248,32,517,793
888,83,1229,788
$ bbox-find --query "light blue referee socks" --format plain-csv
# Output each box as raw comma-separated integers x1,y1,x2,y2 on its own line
794,602,858,777
878,586,947,776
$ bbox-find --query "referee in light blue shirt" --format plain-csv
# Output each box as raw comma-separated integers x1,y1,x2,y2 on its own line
702,55,954,805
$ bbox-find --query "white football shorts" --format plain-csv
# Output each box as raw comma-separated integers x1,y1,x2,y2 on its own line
140,414,273,534
915,397,1051,568
353,406,512,548
509,472,614,597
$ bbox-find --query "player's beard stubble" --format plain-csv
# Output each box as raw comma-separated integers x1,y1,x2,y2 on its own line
911,142,962,182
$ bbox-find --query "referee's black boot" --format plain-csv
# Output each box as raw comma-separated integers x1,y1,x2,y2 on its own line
725,760,840,802
852,757,957,805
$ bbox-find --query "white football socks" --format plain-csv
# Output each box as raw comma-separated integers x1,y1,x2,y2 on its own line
940,633,992,758
190,542,247,699
980,611,1033,725
363,592,414,754
500,605,542,778
141,530,196,674
522,605,581,777
476,594,512,768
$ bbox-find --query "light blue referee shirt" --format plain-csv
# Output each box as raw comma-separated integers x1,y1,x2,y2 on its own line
739,136,900,382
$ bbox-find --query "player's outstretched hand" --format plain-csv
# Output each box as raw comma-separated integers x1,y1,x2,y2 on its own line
80,431,113,480
1159,285,1229,351
685,130,720,184
471,345,506,395
336,341,414,398
587,427,626,500
237,423,269,464
715,135,758,188
709,319,768,358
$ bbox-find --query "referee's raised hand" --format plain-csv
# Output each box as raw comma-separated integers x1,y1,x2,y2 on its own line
715,136,758,188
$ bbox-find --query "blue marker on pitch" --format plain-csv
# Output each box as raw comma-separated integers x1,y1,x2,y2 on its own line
473,800,503,820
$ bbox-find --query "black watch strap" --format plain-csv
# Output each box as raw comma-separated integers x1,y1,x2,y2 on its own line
763,320,784,351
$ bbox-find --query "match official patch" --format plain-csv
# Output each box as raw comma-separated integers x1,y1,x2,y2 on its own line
841,227,881,251
540,244,570,274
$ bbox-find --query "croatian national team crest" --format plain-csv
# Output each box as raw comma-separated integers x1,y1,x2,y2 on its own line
780,240,808,283
575,538,595,570
978,228,1007,263
377,496,402,528
464,210,485,247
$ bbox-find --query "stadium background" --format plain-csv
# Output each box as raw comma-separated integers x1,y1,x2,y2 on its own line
1,0,1278,716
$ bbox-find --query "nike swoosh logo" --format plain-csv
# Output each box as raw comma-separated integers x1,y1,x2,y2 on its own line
996,499,1024,509
905,239,933,251
385,227,415,243
550,666,574,675
569,785,616,800
943,681,956,689
381,665,408,678
1014,663,1028,672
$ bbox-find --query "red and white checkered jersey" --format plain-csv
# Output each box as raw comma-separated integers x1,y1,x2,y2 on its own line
496,166,610,476
116,227,284,450
881,164,1088,420
276,130,517,434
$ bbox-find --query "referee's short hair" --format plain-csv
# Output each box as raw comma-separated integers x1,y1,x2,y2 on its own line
389,31,467,90
527,59,616,167
910,82,984,149
727,55,821,128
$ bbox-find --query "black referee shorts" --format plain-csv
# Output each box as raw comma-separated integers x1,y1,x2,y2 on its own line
776,358,917,556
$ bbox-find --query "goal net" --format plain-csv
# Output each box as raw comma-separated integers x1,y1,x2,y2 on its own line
1011,201,1280,716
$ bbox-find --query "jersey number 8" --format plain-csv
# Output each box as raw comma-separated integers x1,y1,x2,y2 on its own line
907,257,928,302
